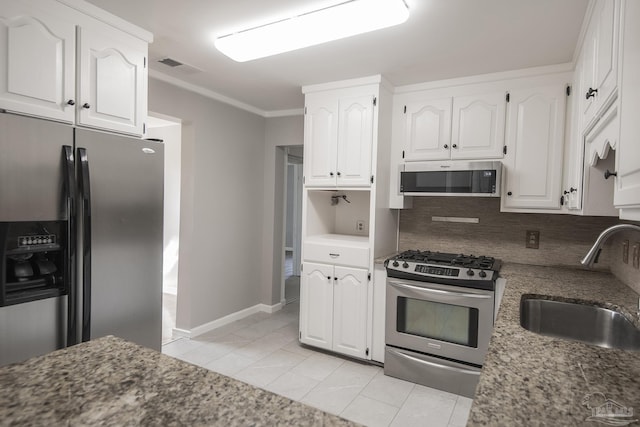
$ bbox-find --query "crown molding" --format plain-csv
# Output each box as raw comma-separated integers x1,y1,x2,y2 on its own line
148,70,302,118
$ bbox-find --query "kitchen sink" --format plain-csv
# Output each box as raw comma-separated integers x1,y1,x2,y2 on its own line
520,296,640,351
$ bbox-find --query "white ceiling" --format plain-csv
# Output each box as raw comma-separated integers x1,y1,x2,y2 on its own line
85,0,589,115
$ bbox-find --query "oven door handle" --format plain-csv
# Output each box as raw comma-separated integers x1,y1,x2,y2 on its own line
389,280,493,299
390,348,481,376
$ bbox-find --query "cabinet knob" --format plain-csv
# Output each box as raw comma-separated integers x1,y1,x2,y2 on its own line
82,103,91,109
66,100,75,106
327,276,331,281
329,172,334,177
570,187,577,193
336,172,341,177
443,144,449,149
452,144,458,149
563,190,570,195
604,170,617,180
507,191,513,196
585,88,598,100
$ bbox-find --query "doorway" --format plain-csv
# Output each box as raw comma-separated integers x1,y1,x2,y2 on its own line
147,113,182,344
284,146,303,304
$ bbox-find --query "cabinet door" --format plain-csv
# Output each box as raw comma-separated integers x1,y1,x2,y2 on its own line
77,26,147,135
336,95,374,187
403,98,452,161
0,3,75,122
299,262,334,351
451,92,506,160
615,0,640,216
593,0,618,114
502,85,566,210
304,93,338,187
332,265,368,359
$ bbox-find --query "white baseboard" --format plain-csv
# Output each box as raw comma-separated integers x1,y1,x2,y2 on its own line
175,302,284,339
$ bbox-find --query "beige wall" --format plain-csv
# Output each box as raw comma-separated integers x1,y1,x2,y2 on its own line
148,78,266,330
261,116,304,306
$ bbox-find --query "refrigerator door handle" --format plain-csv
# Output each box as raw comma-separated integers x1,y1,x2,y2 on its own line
62,145,78,346
77,147,92,342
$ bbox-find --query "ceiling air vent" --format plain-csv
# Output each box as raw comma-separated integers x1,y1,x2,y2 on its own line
155,56,203,75
158,57,183,67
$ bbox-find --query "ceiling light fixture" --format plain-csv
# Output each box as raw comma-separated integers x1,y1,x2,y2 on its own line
214,0,410,62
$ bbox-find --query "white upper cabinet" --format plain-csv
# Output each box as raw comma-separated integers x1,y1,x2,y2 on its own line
581,0,619,130
451,92,506,160
77,26,147,135
501,84,566,211
0,0,151,136
336,95,374,187
614,0,640,220
304,87,375,188
403,98,452,161
0,2,75,122
400,92,506,162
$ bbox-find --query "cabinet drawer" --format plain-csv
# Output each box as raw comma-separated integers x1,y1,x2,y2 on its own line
304,242,369,268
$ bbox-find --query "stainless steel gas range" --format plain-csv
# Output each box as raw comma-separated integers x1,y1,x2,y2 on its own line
384,250,503,398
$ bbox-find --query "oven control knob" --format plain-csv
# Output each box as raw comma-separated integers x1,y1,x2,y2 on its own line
402,262,409,268
479,270,487,278
392,261,399,267
466,269,475,276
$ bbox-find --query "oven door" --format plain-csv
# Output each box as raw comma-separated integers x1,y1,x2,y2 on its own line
386,278,494,366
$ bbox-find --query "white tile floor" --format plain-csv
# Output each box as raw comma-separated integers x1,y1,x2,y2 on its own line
161,302,472,427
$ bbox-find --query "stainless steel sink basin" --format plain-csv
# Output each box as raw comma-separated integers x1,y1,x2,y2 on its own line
520,296,640,351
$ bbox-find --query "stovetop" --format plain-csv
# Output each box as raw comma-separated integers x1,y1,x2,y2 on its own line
385,250,501,290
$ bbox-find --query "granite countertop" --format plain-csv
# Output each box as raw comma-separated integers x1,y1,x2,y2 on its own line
468,263,640,426
0,336,356,426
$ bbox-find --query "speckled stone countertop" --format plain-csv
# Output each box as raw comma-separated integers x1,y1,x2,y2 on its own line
0,336,356,426
468,263,640,426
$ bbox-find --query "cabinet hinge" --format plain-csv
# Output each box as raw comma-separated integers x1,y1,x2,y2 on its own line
367,273,371,281
299,332,302,339
303,176,305,184
503,146,507,155
144,57,147,68
506,93,510,102
300,264,303,272
366,348,369,356
143,123,146,133
402,150,405,159
566,85,571,96
370,175,374,184
403,105,407,114
373,97,377,106
304,107,307,115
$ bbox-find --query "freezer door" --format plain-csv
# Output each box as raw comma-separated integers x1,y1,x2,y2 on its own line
75,129,163,350
0,112,73,221
0,296,67,367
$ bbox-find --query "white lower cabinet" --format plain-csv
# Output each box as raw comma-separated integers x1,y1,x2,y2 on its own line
299,262,369,360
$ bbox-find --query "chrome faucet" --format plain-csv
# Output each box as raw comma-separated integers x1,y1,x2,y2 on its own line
581,224,640,267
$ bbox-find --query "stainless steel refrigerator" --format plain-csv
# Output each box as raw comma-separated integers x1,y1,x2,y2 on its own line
0,111,164,367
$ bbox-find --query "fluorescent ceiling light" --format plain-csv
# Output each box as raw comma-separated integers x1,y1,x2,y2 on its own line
215,0,410,62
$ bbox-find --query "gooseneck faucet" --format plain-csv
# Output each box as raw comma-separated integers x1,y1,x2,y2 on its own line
581,224,640,267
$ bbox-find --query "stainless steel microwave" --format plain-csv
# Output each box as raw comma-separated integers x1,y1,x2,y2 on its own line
400,161,502,197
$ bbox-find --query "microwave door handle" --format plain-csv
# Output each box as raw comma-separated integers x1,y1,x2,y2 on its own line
389,281,492,300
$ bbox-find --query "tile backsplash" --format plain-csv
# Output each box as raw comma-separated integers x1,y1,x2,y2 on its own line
398,197,622,271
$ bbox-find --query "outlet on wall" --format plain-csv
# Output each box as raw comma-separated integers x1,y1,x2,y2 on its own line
526,230,540,249
356,220,366,232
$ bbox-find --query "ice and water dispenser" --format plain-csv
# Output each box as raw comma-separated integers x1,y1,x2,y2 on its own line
0,221,69,306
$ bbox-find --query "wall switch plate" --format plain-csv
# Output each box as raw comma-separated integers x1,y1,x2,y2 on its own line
622,240,629,264
633,243,640,269
526,230,540,249
356,220,365,232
